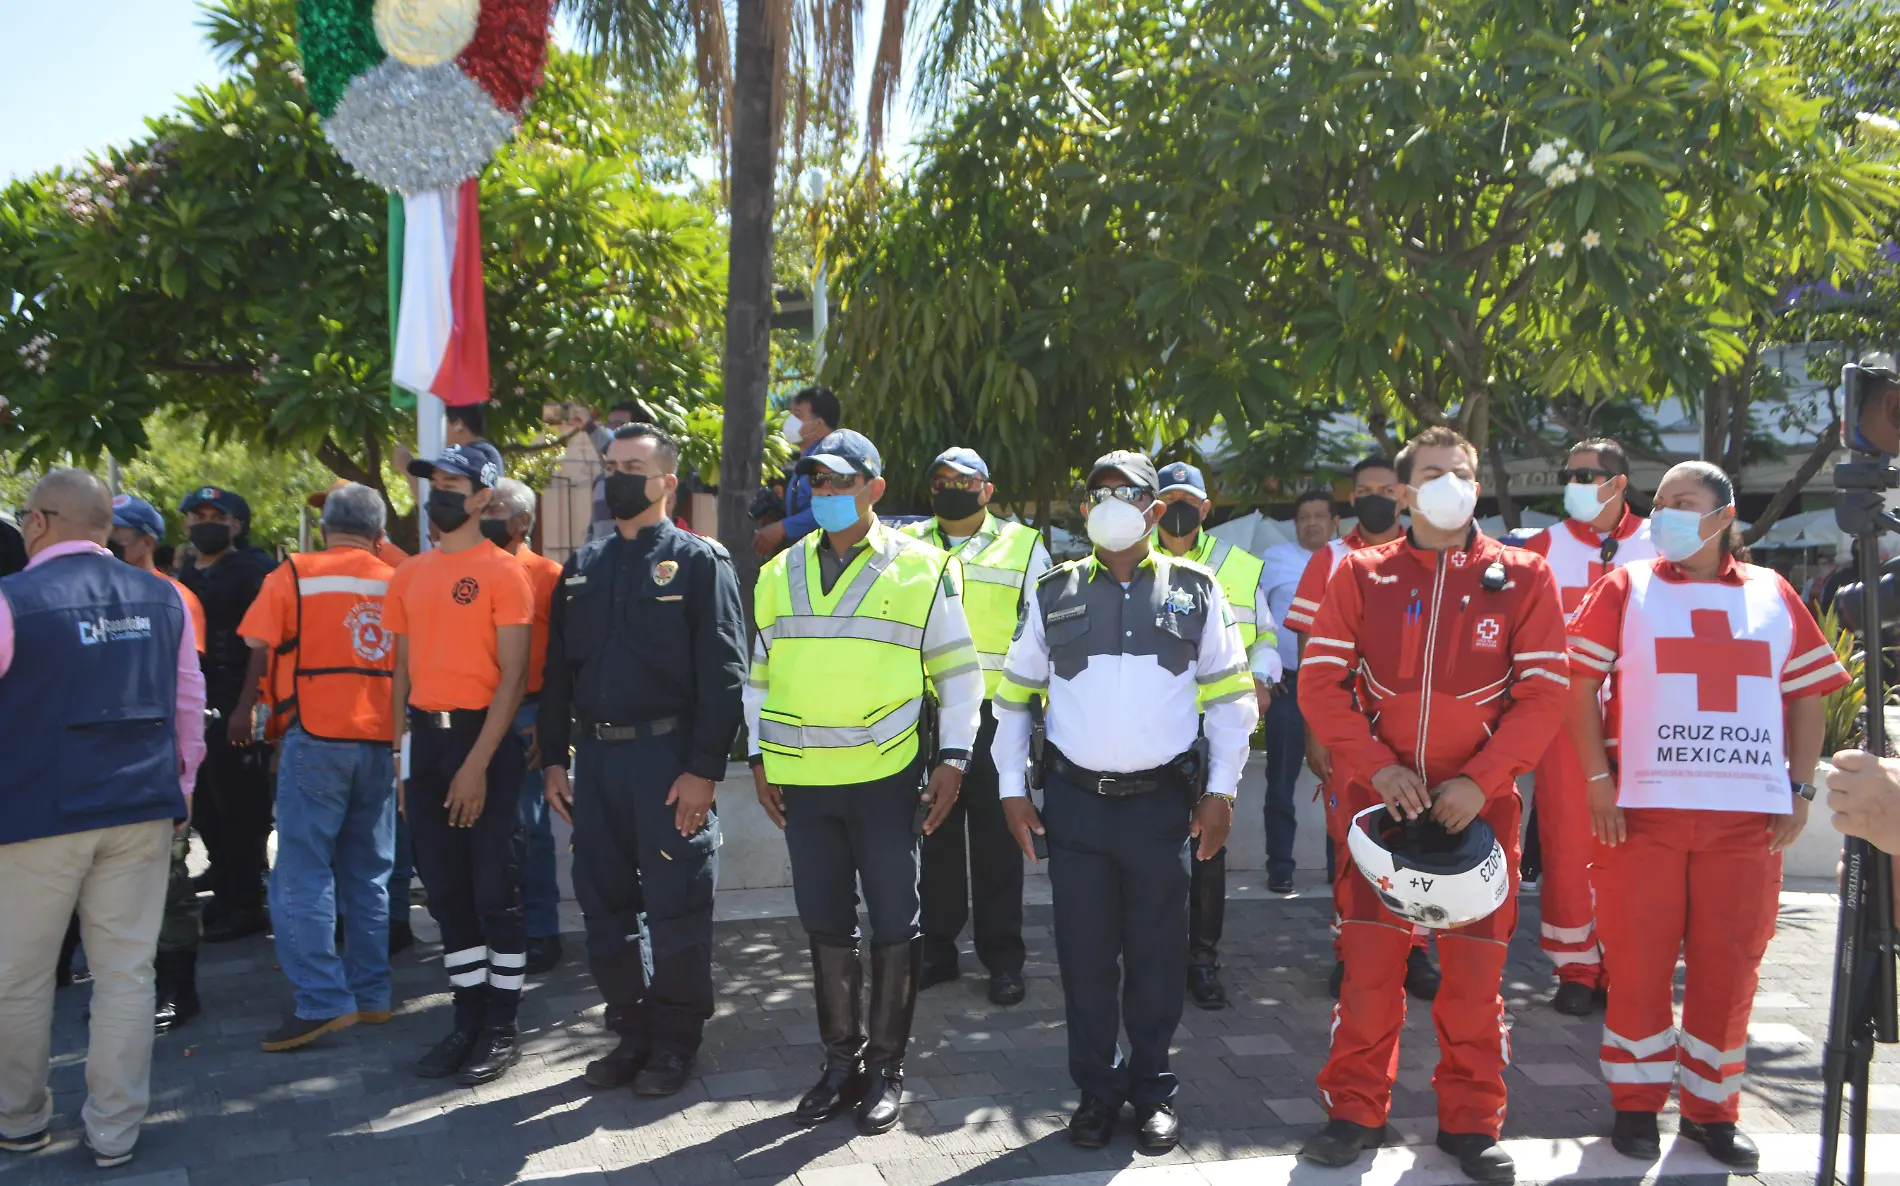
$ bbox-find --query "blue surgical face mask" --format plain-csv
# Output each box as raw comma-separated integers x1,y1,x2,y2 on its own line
1650,506,1721,563
812,493,863,533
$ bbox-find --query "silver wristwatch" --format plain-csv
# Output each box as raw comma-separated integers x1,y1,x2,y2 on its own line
939,757,970,773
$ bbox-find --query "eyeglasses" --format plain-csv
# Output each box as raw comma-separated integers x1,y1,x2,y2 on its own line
929,476,984,493
808,472,864,492
1559,467,1614,484
1086,486,1152,507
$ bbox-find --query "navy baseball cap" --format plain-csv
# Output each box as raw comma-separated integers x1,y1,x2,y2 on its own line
1086,450,1160,493
1157,462,1209,500
407,441,504,489
930,447,990,481
177,485,252,523
111,494,166,540
796,429,884,479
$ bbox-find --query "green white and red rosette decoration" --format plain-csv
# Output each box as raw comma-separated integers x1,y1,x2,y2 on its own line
297,0,550,407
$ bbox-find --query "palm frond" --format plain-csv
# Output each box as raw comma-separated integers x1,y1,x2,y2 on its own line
866,0,907,158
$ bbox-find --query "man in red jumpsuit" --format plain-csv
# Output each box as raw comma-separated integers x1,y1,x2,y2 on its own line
1282,456,1439,1000
1297,427,1570,1183
1518,438,1656,1015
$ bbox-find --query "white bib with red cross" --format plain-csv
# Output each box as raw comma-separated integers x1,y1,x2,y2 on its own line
1614,561,1792,813
1547,519,1657,624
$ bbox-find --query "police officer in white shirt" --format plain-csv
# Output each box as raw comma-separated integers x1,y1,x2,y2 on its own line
991,451,1259,1153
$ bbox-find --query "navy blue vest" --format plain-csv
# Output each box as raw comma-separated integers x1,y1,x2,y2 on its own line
0,552,187,845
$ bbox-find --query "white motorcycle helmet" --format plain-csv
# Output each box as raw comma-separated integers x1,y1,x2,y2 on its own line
1346,803,1510,929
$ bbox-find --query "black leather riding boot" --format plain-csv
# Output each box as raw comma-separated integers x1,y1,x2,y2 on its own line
857,938,921,1135
795,935,867,1123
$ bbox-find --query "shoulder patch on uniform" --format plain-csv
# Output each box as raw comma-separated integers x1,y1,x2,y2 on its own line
1038,560,1078,584
702,536,730,559
1164,588,1197,615
1047,605,1087,624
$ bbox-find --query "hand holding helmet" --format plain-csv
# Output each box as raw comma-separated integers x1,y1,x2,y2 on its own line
1347,802,1511,930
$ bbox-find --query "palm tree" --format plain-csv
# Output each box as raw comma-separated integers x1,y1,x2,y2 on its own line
557,0,1040,592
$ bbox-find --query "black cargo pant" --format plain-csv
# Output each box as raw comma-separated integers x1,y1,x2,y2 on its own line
782,761,924,946
919,709,1024,974
572,732,719,1058
407,710,527,1030
193,722,274,916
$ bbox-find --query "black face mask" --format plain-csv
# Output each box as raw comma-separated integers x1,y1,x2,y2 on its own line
930,488,983,523
604,471,655,521
1158,501,1203,538
188,522,232,556
426,489,472,534
1352,493,1398,535
105,539,126,561
479,519,513,548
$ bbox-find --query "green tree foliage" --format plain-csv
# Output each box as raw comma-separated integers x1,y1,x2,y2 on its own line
0,0,728,495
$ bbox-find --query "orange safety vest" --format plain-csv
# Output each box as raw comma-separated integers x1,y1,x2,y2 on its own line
266,550,397,743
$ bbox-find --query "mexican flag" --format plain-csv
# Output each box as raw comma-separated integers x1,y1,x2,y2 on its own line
390,179,489,407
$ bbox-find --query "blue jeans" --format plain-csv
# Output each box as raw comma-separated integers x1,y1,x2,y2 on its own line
1262,682,1306,880
269,727,396,1019
517,702,561,941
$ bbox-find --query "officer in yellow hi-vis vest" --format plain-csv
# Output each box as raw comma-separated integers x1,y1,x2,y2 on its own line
993,450,1259,1154
745,429,984,1137
1151,462,1282,1010
900,447,1051,1008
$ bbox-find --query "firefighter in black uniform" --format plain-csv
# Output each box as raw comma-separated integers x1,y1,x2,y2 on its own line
539,423,748,1097
175,486,277,942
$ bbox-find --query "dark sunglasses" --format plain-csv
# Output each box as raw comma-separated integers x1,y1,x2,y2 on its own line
1559,467,1615,484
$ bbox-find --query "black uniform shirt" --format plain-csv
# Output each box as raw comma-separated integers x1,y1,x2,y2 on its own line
538,519,747,781
176,543,276,712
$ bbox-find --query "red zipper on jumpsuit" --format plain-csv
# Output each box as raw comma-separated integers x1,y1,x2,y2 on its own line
1413,551,1451,777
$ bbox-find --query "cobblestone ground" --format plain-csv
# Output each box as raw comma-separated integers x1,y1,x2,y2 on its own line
0,885,1875,1186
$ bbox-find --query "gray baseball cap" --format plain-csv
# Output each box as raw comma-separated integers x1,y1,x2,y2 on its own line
1086,450,1160,492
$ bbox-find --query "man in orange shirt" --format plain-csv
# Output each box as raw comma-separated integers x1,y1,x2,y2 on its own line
387,442,535,1086
481,477,565,974
309,481,409,568
236,483,399,1053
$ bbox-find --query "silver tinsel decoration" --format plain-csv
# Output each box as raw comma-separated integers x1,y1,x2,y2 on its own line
323,59,517,193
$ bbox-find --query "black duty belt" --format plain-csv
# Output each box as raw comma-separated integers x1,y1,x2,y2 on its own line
589,716,682,742
1046,744,1194,798
409,708,488,730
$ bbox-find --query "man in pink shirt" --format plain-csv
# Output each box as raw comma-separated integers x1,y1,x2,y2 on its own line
0,470,205,1171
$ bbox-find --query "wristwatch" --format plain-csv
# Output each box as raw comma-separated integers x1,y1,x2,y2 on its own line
1792,778,1818,801
939,757,969,773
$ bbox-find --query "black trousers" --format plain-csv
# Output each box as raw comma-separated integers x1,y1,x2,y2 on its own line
193,724,274,915
407,712,527,1029
1044,770,1192,1109
782,761,923,947
919,709,1024,974
572,733,718,1056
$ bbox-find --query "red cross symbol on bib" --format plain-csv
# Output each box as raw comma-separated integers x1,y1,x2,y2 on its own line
1653,608,1772,713
1560,561,1608,614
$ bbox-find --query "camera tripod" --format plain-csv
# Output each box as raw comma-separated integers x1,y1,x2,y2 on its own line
1817,462,1900,1186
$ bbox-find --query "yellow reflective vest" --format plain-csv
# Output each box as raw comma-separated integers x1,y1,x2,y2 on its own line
752,521,958,786
1153,529,1268,652
900,512,1040,698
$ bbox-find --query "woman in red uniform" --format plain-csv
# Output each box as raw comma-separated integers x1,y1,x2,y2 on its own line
1566,461,1845,1169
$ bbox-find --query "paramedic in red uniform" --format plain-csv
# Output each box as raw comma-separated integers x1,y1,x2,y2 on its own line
1297,427,1570,1184
1518,438,1657,1015
1282,456,1438,1001
1565,460,1841,1171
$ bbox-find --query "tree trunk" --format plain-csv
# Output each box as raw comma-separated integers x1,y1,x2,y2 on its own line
716,0,783,611
1740,423,1839,545
1701,376,1729,464
1488,435,1520,531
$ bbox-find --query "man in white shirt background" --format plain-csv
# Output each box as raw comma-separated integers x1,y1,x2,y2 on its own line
1260,491,1337,890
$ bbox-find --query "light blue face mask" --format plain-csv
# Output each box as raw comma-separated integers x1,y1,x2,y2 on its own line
1650,506,1721,563
812,493,863,533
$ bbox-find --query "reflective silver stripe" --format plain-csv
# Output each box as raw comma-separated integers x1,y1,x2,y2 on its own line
1602,1025,1676,1060
1678,1031,1747,1068
978,652,1008,670
1600,1060,1675,1084
488,972,526,991
1207,538,1232,571
922,638,972,662
933,659,982,683
1230,605,1256,626
1678,1066,1743,1102
448,968,488,988
1199,660,1249,684
834,541,901,617
1548,944,1600,965
757,696,924,750
787,546,814,616
1541,920,1595,944
962,563,1027,588
1002,668,1049,690
443,946,486,968
297,575,389,597
769,615,925,648
955,529,999,560
487,949,527,969
1569,635,1615,660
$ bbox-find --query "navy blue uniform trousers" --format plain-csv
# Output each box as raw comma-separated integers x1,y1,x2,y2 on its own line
572,733,719,1056
781,761,923,947
1044,769,1193,1109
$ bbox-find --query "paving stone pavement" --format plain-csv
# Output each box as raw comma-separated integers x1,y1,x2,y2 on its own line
0,884,1873,1186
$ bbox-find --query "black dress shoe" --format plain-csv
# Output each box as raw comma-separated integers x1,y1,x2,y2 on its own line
795,1064,868,1123
524,936,563,976
1267,873,1295,893
415,1026,480,1079
1677,1119,1759,1170
1187,966,1228,1010
1404,945,1441,1001
1299,1119,1387,1166
988,970,1026,1006
633,1051,693,1097
387,920,414,957
1069,1095,1116,1148
457,1026,520,1085
1610,1110,1660,1160
1437,1130,1515,1183
1135,1104,1180,1151
585,1035,649,1088
153,949,200,1034
1551,981,1597,1016
919,957,960,991
856,1064,906,1135
203,909,268,944
1328,960,1344,999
